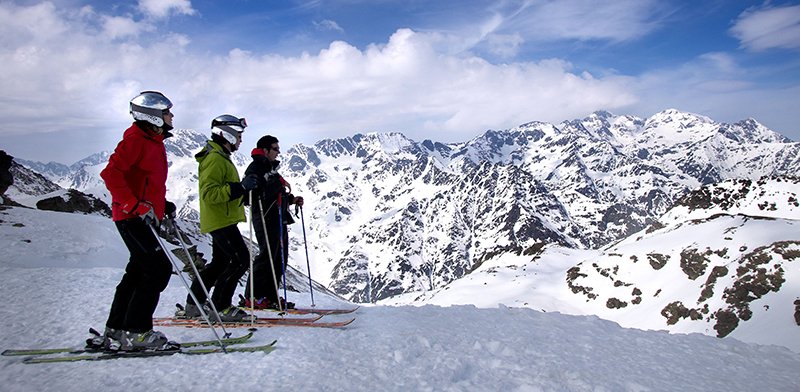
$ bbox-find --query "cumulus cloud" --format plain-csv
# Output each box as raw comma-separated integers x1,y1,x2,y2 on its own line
102,15,152,39
137,0,196,19
0,2,193,146
202,28,636,143
0,1,639,156
1,1,795,163
730,4,800,51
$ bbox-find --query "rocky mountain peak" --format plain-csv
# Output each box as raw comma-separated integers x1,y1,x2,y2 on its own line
13,109,800,305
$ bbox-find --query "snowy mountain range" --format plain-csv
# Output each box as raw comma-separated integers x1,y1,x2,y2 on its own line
8,108,799,349
388,175,799,348
570,176,799,340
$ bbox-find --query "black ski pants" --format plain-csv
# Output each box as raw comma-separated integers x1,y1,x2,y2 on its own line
106,218,172,333
244,210,288,303
186,224,250,311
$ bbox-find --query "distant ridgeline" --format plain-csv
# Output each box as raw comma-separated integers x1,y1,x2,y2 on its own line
12,110,800,306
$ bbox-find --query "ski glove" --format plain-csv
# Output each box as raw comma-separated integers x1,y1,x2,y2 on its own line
229,174,259,201
161,216,176,235
131,201,158,227
291,195,304,207
241,174,259,191
165,200,177,219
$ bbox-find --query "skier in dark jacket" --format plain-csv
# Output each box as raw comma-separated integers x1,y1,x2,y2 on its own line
96,91,177,351
241,135,304,310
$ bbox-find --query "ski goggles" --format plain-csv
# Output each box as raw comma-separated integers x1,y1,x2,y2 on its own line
212,115,247,129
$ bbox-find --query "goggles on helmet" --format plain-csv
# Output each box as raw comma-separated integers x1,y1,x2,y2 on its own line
130,91,173,128
212,115,247,129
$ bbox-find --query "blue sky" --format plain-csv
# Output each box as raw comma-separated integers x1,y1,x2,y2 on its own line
1,0,799,163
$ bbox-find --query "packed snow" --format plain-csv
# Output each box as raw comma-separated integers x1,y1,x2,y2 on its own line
1,206,799,391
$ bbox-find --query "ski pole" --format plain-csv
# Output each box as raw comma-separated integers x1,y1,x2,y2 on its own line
171,220,231,337
258,198,283,313
148,221,228,352
277,193,288,304
247,191,255,325
298,205,315,307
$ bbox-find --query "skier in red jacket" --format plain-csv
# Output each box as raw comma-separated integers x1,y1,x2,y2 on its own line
94,91,177,351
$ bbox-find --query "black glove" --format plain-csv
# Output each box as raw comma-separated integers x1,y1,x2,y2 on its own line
161,215,177,235
292,195,304,207
241,174,259,191
165,201,177,219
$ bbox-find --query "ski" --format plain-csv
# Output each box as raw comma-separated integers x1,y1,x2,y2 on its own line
21,340,277,364
236,296,359,315
153,317,355,329
286,306,359,315
2,330,254,357
152,314,324,326
241,306,360,315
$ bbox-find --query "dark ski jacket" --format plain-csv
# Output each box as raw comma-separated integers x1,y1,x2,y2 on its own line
244,148,297,232
101,122,171,222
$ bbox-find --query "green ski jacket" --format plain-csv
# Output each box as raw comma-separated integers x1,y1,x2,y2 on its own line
196,141,246,233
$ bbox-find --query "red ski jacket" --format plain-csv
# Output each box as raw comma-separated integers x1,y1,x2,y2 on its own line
101,122,169,222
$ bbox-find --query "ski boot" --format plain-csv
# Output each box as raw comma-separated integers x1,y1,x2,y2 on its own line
217,306,253,322
122,330,179,352
85,327,125,351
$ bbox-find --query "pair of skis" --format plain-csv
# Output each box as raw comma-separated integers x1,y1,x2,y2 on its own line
2,330,275,364
248,306,360,316
3,307,359,363
153,306,358,329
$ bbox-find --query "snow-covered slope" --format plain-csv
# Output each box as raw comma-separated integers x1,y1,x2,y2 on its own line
567,177,800,345
402,177,800,352
0,205,798,391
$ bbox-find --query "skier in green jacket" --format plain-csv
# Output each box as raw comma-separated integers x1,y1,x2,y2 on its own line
181,114,258,321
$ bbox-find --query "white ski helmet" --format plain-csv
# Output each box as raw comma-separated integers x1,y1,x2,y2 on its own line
211,114,247,144
130,91,173,128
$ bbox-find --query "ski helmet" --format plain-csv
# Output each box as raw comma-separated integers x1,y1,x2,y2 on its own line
211,114,247,145
130,91,173,128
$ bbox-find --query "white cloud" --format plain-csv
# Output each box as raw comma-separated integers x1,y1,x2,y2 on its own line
487,0,665,43
146,28,637,144
0,3,193,149
485,33,524,58
137,0,196,19
314,19,345,33
730,4,800,51
624,51,800,137
102,15,151,39
0,2,638,161
0,1,797,164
